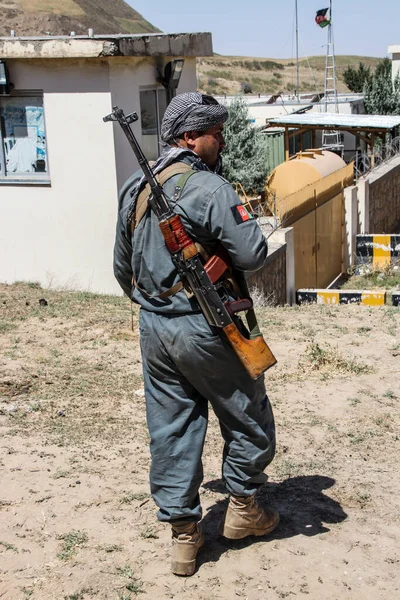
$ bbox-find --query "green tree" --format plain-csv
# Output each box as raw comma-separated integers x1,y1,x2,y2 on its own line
343,62,372,93
364,58,400,115
222,96,268,194
374,57,392,79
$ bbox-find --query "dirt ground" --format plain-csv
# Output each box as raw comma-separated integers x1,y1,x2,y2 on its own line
1,283,399,600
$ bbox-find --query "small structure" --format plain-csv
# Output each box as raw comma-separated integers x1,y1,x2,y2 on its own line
265,113,400,163
0,32,212,294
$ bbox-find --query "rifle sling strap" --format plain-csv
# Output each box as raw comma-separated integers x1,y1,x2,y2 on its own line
131,162,194,233
130,163,198,300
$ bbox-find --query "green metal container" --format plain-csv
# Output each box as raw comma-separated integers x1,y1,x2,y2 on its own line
264,129,285,175
263,128,313,175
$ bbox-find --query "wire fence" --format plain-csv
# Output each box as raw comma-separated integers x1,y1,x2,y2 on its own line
351,136,400,180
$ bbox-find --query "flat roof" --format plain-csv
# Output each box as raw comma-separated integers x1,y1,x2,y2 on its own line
266,113,400,131
0,32,213,59
217,93,364,106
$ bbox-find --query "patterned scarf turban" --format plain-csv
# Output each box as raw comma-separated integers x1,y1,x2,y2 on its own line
160,92,228,143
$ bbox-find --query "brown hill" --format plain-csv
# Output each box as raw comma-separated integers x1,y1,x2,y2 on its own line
0,0,161,37
198,55,382,95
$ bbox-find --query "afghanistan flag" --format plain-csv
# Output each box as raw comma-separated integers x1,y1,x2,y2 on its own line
315,8,331,28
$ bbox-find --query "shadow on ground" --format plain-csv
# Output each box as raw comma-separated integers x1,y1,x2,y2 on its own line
198,475,347,568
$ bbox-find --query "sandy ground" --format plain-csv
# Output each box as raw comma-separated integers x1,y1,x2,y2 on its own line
0,283,399,600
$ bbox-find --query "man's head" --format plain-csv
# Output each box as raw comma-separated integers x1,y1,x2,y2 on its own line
160,92,228,169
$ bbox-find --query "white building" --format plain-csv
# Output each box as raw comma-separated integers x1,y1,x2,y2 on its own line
0,33,212,294
388,44,400,80
216,93,364,126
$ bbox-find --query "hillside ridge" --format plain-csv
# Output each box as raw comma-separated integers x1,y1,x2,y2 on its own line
0,0,161,37
198,54,382,95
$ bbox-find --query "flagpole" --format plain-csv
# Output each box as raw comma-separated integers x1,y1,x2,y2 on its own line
295,0,299,101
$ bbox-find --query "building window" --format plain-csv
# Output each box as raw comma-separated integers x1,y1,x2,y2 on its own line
0,94,49,182
140,88,168,161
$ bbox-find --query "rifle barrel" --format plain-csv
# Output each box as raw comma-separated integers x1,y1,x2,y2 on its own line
105,106,172,219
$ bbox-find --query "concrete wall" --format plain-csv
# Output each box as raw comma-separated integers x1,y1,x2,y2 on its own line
247,244,287,306
0,56,197,294
246,224,294,306
343,185,358,269
366,155,400,233
1,58,120,293
343,155,400,270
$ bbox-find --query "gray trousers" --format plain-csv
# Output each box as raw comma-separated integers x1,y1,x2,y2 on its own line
139,309,276,522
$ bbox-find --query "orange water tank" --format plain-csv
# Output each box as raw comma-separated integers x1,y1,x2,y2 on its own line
267,150,347,200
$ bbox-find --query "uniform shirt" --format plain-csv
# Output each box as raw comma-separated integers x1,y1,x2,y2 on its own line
113,152,268,314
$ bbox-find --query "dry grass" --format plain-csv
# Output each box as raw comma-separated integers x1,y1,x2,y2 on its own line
299,341,373,377
0,282,143,446
20,0,85,16
249,286,278,308
115,17,159,34
343,262,400,291
198,54,381,96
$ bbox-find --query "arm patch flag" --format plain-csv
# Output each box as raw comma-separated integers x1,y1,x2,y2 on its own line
231,204,254,224
315,8,331,28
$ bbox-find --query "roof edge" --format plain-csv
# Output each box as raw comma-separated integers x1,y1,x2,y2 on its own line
0,32,213,59
266,113,400,131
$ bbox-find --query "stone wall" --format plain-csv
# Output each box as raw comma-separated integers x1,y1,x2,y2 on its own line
247,244,287,306
367,156,400,233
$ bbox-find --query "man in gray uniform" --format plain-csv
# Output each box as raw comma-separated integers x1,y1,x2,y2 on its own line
114,92,278,576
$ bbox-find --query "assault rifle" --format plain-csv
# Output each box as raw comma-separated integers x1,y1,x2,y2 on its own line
104,106,276,379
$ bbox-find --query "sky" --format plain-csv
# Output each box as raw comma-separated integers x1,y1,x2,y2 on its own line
127,0,399,59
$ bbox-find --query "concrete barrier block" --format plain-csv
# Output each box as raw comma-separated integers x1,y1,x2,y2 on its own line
356,234,400,268
297,289,386,306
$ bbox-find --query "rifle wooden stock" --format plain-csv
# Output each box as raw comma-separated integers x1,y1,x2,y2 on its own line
223,322,277,379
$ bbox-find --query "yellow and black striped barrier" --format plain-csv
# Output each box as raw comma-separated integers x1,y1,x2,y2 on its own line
296,289,386,306
393,292,400,307
356,235,400,268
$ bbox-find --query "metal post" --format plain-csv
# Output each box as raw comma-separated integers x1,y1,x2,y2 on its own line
370,134,375,167
285,128,290,161
0,115,6,176
295,0,300,102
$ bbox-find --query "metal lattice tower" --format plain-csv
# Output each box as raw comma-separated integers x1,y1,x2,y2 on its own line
322,0,343,152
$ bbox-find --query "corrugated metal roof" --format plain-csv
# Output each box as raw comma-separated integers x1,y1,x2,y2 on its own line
266,113,400,130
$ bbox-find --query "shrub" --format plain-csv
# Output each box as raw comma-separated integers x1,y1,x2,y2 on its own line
222,96,269,194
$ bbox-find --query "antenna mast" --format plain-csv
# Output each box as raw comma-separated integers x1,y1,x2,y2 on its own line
322,0,343,151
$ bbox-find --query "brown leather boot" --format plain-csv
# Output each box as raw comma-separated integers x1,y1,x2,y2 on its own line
170,520,204,576
220,493,279,540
